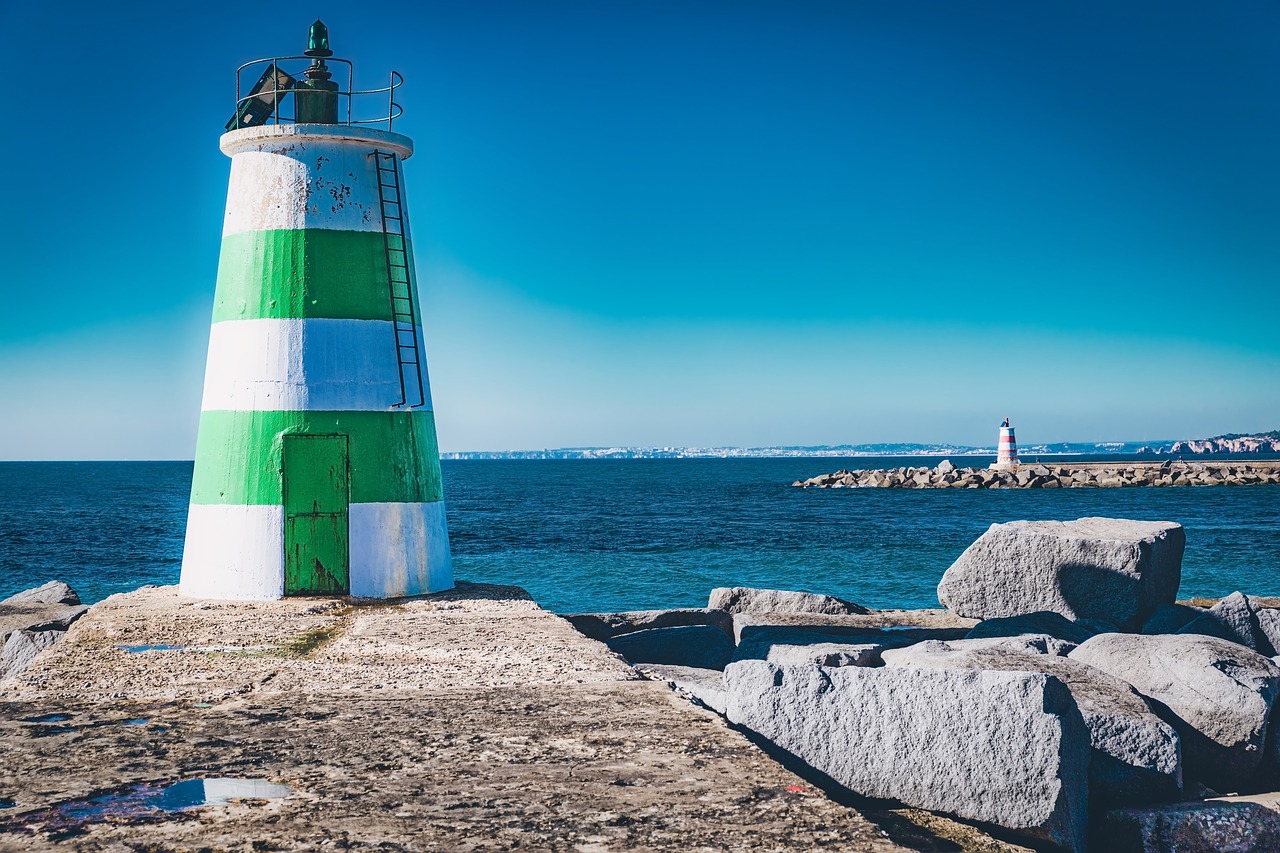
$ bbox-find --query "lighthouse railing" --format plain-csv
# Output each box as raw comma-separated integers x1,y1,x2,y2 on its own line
230,57,405,131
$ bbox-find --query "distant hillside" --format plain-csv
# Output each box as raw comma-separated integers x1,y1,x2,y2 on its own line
1167,431,1280,455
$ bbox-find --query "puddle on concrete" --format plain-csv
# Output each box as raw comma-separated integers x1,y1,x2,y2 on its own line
20,713,72,723
117,644,277,654
1,778,292,834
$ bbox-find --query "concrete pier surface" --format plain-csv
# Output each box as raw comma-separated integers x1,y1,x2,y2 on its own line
0,585,1025,851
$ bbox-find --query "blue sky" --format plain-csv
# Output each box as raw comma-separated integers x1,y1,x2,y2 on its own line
2,1,1277,458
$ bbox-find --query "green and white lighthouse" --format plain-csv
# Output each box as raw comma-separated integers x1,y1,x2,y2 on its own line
180,23,453,600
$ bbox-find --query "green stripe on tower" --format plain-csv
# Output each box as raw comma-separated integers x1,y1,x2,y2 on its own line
190,409,445,505
213,229,417,323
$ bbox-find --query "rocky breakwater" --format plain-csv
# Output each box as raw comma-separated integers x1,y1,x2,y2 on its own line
793,459,1280,489
575,517,1280,852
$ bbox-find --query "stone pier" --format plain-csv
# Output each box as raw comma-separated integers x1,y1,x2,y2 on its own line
795,460,1280,490
0,585,998,850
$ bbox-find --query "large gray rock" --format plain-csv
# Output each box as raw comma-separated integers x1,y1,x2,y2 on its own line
724,661,1090,851
707,587,868,616
0,603,89,642
1070,633,1280,791
881,642,1182,806
1,581,81,607
1177,593,1274,656
0,629,63,680
762,642,884,667
938,517,1184,627
606,625,734,670
565,608,733,642
965,611,1099,646
1096,800,1280,852
922,634,1078,656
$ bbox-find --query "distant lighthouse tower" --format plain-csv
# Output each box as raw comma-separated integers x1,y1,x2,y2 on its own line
180,23,453,600
991,417,1019,470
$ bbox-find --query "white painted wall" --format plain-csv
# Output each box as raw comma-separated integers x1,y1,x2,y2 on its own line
348,502,453,598
180,504,285,599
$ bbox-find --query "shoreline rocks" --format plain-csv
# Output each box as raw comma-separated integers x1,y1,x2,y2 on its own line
793,460,1280,489
585,520,1280,852
0,581,88,681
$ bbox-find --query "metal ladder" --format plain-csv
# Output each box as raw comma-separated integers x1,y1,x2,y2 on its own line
371,150,425,408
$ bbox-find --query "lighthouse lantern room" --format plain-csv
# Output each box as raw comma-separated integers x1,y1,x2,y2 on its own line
180,23,453,600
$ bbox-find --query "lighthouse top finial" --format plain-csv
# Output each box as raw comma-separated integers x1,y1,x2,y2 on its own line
305,20,333,58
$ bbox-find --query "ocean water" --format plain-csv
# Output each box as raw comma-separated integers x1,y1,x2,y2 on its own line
1,458,1277,613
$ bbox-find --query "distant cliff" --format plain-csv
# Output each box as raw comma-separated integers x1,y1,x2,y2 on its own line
1168,431,1280,455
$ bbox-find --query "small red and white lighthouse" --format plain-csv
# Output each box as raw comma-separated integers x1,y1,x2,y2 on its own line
992,418,1019,469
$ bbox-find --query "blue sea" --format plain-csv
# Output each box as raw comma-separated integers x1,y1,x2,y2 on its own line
1,458,1277,613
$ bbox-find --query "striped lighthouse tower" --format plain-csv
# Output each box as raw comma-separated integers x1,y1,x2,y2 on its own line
992,417,1019,470
180,23,453,600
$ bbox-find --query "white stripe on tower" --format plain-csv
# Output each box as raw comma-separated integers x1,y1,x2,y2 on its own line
181,505,285,599
200,318,432,412
221,125,413,236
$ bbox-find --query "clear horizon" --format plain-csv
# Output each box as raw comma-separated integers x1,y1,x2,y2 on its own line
3,1,1277,461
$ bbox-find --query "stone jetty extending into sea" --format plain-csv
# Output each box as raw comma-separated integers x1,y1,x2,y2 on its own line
5,515,1280,851
794,459,1280,490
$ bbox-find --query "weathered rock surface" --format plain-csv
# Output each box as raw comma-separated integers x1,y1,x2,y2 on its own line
881,643,1182,806
636,664,728,713
0,603,90,641
965,611,1100,646
708,586,869,616
762,642,885,667
1070,633,1280,791
607,625,734,670
923,634,1078,656
565,608,733,641
724,660,1090,851
1177,592,1275,656
1096,800,1280,852
0,629,63,680
937,517,1184,626
1,581,81,607
0,584,89,683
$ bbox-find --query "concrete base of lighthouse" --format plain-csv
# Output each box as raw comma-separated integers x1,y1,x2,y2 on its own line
180,502,452,600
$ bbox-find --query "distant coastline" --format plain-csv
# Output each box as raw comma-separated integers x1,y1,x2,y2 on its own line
440,431,1280,461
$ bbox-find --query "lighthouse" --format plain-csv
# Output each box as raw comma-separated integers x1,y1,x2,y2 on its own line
180,23,453,600
991,417,1019,470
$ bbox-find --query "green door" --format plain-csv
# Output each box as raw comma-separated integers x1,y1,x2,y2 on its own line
283,434,350,595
